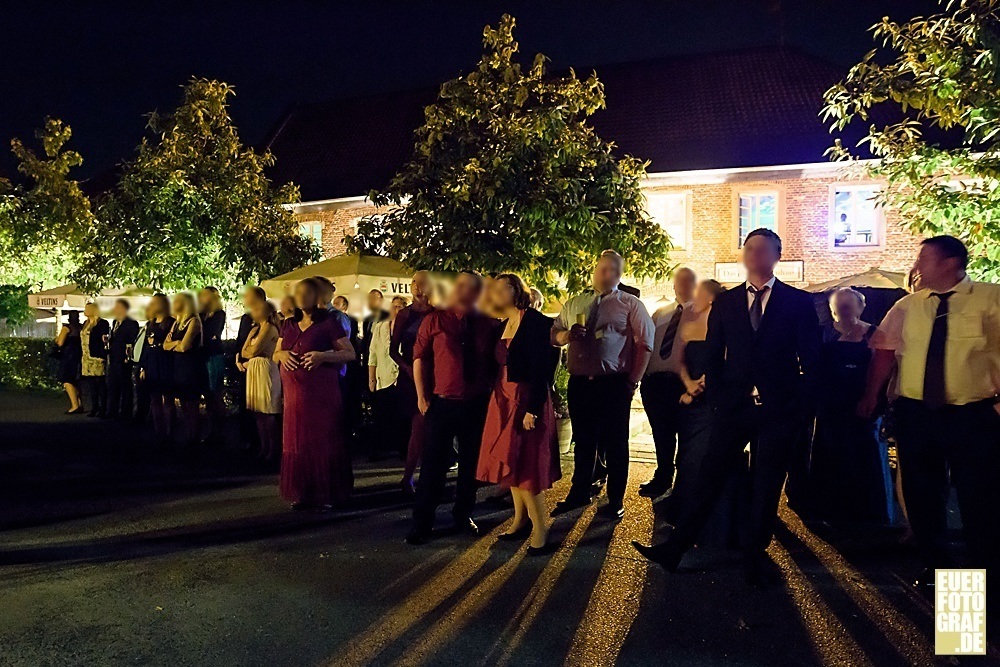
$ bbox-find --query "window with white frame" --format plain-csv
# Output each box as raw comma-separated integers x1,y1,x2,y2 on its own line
737,191,778,247
299,222,323,246
646,192,691,250
831,186,881,248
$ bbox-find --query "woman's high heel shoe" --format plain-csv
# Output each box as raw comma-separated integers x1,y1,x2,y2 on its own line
526,542,558,556
497,524,531,541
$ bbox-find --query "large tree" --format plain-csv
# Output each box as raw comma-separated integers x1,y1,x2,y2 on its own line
80,78,318,298
823,0,1000,280
348,14,672,294
0,119,93,322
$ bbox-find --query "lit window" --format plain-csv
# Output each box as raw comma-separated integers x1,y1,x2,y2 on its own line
299,222,323,245
831,186,880,247
737,192,777,247
646,192,691,250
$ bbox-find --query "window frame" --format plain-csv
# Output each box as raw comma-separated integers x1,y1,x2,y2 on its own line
827,183,885,251
298,221,324,246
645,190,693,252
733,187,782,250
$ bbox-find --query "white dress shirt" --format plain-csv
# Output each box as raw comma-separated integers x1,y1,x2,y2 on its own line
646,300,693,376
745,276,777,314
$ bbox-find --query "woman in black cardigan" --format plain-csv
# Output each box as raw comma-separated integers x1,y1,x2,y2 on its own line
477,273,561,554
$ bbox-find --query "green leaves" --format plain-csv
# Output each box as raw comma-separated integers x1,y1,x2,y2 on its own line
79,78,319,298
349,14,672,295
823,0,1000,281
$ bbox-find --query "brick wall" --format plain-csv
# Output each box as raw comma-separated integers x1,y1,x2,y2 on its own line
293,171,921,299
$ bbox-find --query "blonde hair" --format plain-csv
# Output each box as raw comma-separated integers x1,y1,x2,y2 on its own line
598,249,625,271
828,287,865,321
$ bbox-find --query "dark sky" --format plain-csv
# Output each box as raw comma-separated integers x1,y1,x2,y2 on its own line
1,0,939,180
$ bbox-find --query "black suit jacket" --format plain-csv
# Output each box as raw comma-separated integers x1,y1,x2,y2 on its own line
108,317,139,365
504,308,559,416
87,318,111,361
704,279,820,415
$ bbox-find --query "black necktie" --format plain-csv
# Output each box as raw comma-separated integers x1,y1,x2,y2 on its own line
748,285,769,331
922,291,954,409
659,305,683,359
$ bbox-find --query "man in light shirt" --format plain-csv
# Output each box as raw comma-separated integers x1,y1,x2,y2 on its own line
860,235,1000,588
551,250,655,521
639,267,696,498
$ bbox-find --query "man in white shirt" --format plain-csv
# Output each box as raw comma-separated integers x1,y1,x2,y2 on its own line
639,267,696,498
860,235,1000,587
551,250,655,520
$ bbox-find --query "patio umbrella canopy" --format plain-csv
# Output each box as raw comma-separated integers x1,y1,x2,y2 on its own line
805,267,910,326
27,284,155,316
260,253,416,312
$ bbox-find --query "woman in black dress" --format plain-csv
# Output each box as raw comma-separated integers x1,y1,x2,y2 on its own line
164,292,203,447
141,294,176,441
809,287,891,523
55,310,84,414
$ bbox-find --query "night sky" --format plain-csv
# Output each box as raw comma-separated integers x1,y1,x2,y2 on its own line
1,0,940,181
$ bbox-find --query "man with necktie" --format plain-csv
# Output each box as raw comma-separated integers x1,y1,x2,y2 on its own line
633,229,820,583
105,298,140,420
406,271,500,544
638,267,696,498
859,235,1000,590
551,250,655,521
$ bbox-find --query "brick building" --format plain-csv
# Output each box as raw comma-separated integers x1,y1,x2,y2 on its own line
266,48,918,298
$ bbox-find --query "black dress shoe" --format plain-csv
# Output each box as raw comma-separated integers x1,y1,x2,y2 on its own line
405,531,432,546
638,479,671,498
551,495,592,517
497,524,531,541
526,542,558,556
452,517,480,536
631,541,682,572
603,502,625,522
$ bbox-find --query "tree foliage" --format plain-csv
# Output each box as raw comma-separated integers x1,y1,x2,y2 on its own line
0,118,93,321
823,0,1000,280
80,78,319,298
348,15,672,294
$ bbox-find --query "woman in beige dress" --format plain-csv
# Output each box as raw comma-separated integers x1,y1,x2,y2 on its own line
80,302,109,417
242,299,282,462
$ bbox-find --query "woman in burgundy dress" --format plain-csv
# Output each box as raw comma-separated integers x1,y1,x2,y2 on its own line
477,274,560,553
273,278,357,510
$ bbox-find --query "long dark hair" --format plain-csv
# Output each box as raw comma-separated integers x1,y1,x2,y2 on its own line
495,273,532,310
293,277,328,323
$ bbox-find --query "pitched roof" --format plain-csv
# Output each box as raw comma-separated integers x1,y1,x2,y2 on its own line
265,47,861,202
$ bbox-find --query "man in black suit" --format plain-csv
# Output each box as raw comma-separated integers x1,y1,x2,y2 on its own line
105,298,140,419
633,228,820,583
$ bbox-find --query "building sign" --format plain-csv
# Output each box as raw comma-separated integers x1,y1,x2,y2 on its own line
378,278,411,296
28,295,66,309
714,260,804,284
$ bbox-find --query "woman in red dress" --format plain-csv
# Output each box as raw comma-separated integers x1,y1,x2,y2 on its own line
477,274,561,553
273,278,357,511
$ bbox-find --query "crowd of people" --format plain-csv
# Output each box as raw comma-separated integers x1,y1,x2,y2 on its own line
50,228,999,588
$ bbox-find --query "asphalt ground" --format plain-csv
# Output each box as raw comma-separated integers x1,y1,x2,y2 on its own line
0,390,993,666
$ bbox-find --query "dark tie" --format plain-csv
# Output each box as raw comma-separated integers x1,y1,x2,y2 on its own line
748,285,769,331
585,294,602,331
659,305,683,359
922,291,954,409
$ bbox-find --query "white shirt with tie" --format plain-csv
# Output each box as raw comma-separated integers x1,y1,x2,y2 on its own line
646,300,693,376
746,276,776,313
